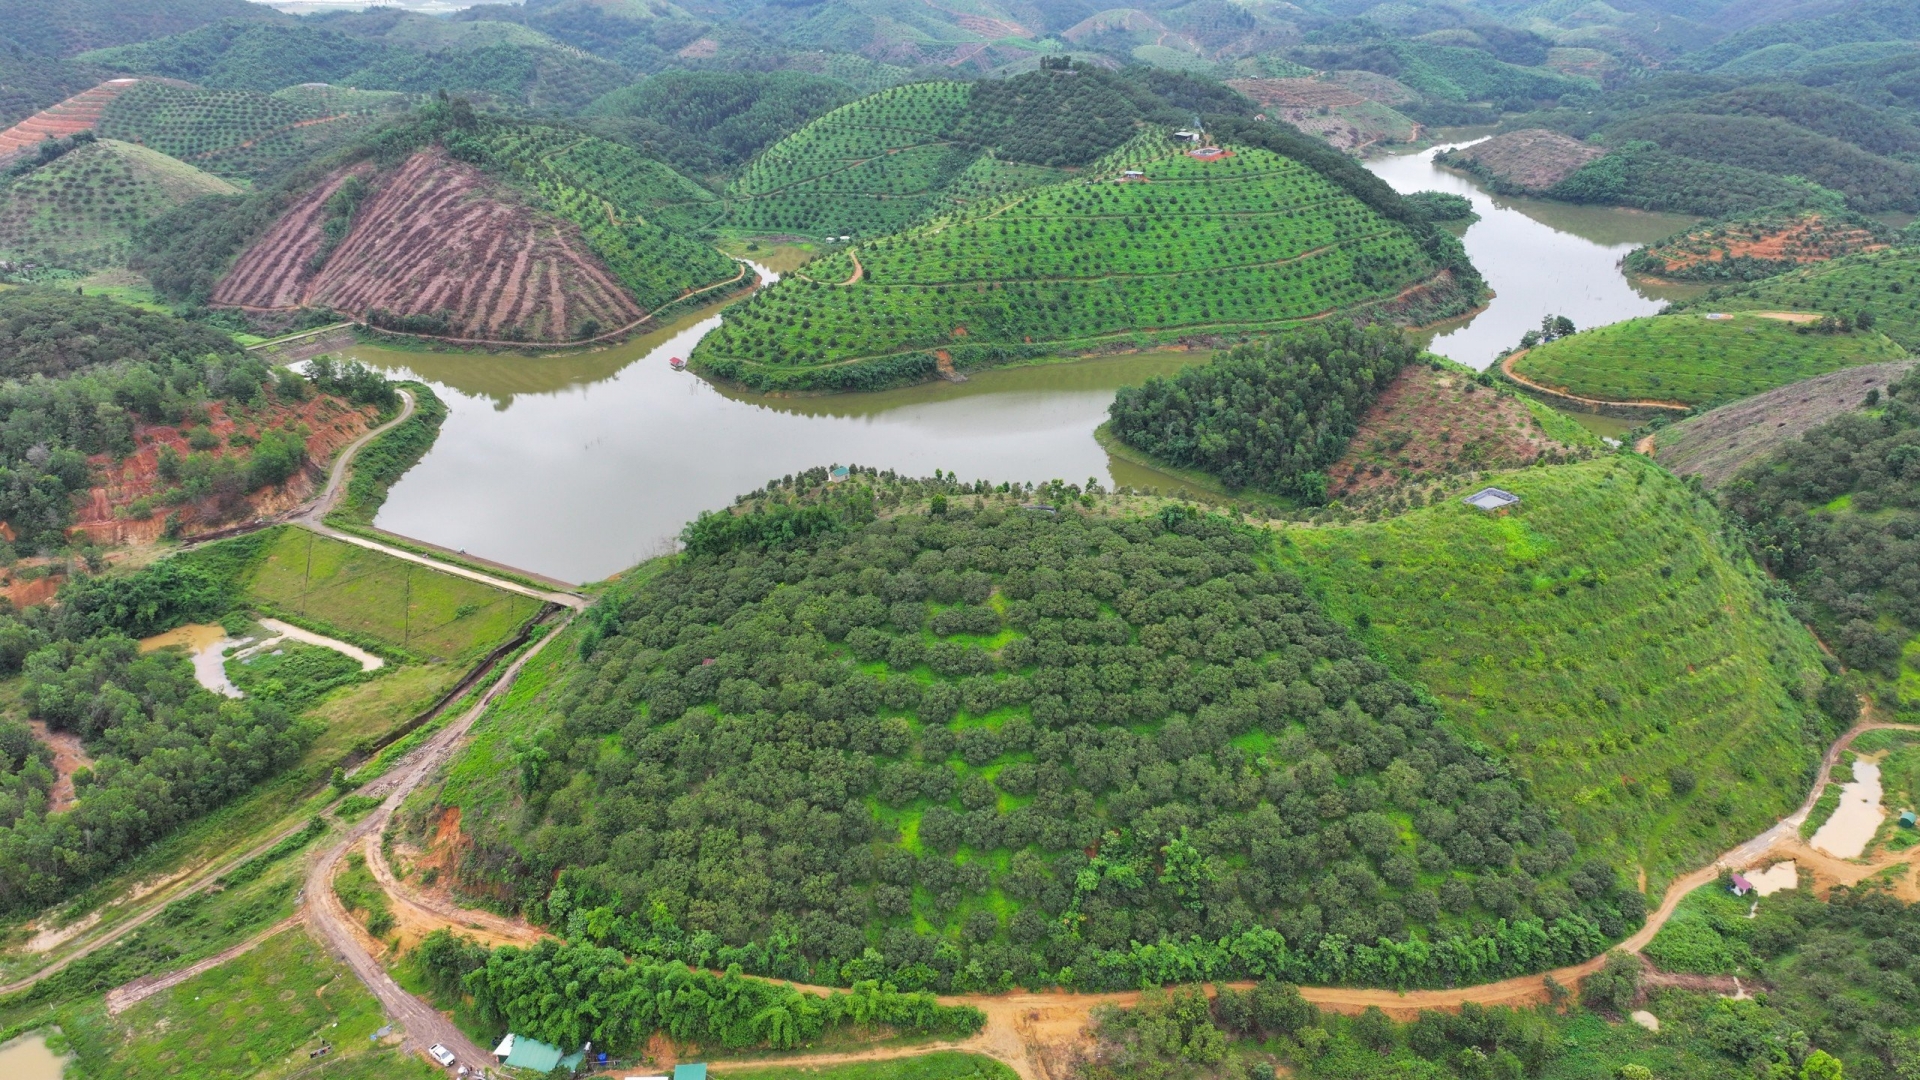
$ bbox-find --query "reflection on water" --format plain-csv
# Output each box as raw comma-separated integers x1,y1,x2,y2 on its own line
359,160,1718,582
1363,137,1705,368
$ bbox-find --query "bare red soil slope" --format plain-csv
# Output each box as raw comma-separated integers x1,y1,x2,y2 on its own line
0,79,141,161
214,150,643,343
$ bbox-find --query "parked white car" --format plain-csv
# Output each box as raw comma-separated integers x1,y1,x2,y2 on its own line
427,1044,457,1067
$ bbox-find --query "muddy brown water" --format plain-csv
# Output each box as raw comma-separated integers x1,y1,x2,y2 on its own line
346,155,1711,583
0,1033,66,1079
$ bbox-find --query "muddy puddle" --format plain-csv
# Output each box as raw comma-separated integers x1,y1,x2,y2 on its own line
138,623,240,697
1746,862,1798,896
0,1032,66,1079
1811,761,1885,859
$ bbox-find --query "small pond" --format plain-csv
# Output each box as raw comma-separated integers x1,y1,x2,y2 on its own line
0,1032,67,1080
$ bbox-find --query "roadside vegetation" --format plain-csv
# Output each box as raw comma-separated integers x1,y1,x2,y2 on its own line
1509,313,1905,408
1279,454,1839,888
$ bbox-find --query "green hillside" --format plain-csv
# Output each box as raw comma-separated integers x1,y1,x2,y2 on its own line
1604,112,1920,214
1280,455,1837,888
0,53,109,128
429,474,1647,994
697,136,1474,390
1509,313,1907,408
1686,247,1920,351
96,80,401,181
0,0,270,58
78,17,627,112
469,121,737,308
0,137,236,271
581,70,856,179
723,80,979,238
719,68,1232,238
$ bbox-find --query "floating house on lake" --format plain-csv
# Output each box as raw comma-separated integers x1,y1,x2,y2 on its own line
668,355,687,370
1463,487,1521,512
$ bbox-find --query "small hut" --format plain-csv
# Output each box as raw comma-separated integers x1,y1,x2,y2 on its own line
1463,487,1521,512
1729,873,1754,897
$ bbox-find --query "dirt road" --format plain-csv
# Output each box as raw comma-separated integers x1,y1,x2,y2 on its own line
301,611,570,1071
106,915,304,1015
1499,349,1691,413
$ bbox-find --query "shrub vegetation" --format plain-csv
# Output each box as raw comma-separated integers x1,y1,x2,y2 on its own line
0,137,236,272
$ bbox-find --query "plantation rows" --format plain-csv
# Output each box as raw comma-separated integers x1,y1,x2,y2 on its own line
695,143,1436,380
96,82,397,181
473,125,738,310
0,139,233,271
724,81,983,236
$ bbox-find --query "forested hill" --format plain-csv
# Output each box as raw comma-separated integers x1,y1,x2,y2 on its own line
698,127,1477,391
430,474,1645,994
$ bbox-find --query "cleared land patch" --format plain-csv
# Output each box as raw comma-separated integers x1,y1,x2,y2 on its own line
1652,359,1918,487
0,137,235,271
1509,313,1907,409
215,150,644,344
1280,455,1835,889
1228,77,1420,152
1327,362,1598,501
0,77,139,161
697,137,1469,390
1627,211,1889,283
1437,128,1605,191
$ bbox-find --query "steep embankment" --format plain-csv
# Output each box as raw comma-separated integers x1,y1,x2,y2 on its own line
215,151,645,344
698,136,1475,390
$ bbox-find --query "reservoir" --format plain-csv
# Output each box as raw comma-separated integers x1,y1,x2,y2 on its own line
353,141,1702,582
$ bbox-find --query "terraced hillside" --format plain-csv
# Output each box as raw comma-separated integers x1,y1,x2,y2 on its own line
215,151,644,344
1281,455,1836,889
1509,312,1907,409
0,137,236,271
96,80,402,181
0,77,139,161
696,136,1473,390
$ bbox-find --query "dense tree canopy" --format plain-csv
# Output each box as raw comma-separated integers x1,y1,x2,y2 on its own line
446,476,1641,994
0,288,245,379
1108,323,1417,498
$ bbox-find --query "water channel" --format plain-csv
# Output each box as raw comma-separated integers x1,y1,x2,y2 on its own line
348,138,1704,584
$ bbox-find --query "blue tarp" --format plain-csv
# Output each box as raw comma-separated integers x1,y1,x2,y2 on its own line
674,1065,709,1080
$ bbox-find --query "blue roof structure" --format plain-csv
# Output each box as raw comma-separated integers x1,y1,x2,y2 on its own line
674,1065,709,1080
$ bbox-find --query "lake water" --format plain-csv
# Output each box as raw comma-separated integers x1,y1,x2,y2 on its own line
352,147,1705,583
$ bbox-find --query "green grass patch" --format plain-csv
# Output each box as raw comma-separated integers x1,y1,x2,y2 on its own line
57,927,440,1080
1510,313,1905,408
1642,883,1756,975
1278,455,1834,889
326,381,446,527
245,528,543,663
226,640,370,712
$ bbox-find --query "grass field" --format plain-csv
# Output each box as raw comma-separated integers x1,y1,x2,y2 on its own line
1278,454,1835,889
244,529,543,664
1690,246,1920,351
56,928,441,1080
1510,313,1906,408
697,137,1452,390
0,138,235,272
